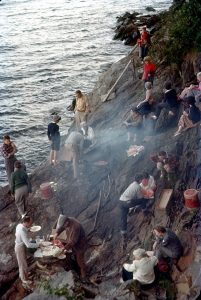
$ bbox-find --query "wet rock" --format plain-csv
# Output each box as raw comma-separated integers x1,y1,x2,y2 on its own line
145,6,156,12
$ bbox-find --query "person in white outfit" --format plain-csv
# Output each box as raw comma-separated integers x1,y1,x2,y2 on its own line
15,216,38,289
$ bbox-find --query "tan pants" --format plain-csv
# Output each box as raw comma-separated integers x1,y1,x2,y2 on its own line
75,110,87,130
178,114,194,130
15,244,28,282
15,185,29,216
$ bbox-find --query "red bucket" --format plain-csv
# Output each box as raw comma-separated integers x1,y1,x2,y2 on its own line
184,189,199,209
40,182,53,199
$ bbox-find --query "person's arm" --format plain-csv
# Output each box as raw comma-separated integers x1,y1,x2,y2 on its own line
149,176,156,190
21,229,38,248
123,261,137,272
47,125,51,141
11,173,15,194
8,143,17,157
85,96,90,113
65,222,80,249
0,145,10,159
24,172,32,193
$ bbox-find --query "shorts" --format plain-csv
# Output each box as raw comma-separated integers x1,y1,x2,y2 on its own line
51,137,60,151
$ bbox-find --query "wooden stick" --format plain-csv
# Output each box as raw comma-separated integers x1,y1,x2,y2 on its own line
93,190,102,231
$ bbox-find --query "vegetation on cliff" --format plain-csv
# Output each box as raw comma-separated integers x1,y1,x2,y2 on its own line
151,0,201,65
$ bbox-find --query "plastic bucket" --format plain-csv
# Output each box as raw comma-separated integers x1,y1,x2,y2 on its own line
184,189,199,209
40,182,53,199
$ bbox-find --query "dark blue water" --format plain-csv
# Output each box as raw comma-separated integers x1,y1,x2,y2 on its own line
0,0,171,185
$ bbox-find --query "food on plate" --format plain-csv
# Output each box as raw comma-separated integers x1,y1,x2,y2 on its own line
40,241,52,247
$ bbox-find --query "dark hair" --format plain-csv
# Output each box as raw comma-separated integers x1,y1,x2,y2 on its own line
154,226,166,233
3,135,10,140
134,173,144,183
164,81,172,90
14,161,22,169
75,90,82,97
187,96,196,106
142,172,149,179
22,215,31,223
158,151,166,157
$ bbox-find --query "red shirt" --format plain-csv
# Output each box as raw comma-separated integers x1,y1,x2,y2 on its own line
142,63,157,80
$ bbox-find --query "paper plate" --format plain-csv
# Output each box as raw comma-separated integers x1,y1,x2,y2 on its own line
57,254,66,260
40,241,52,247
30,225,41,232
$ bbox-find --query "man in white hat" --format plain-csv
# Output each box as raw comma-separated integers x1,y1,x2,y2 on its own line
122,248,158,285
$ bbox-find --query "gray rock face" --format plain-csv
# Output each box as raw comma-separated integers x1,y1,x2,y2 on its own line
23,293,66,300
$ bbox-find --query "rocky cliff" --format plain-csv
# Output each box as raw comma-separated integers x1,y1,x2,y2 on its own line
1,4,201,299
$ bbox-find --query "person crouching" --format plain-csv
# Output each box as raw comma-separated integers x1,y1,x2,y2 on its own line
123,107,143,143
122,248,158,297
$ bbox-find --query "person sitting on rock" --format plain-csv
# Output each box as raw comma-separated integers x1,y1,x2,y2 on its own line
142,56,156,86
122,248,158,297
137,26,151,61
0,135,17,189
74,90,90,131
119,173,148,242
140,172,156,200
137,81,155,116
47,114,61,166
150,151,179,180
11,160,32,218
152,81,179,120
54,216,88,281
15,216,39,290
60,131,85,179
153,226,183,263
174,96,201,136
123,107,143,143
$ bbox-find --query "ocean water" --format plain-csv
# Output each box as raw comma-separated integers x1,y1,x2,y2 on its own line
0,0,171,186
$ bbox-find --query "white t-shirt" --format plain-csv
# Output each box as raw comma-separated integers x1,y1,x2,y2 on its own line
120,181,143,202
124,256,158,284
15,224,38,248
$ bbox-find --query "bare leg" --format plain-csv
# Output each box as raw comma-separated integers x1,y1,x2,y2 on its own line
53,150,59,165
50,150,54,164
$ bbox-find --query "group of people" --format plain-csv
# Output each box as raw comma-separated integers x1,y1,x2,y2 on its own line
123,65,201,143
47,89,94,179
0,135,32,217
1,25,200,297
15,214,88,289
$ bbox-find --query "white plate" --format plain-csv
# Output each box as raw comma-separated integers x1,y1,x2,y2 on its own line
40,241,52,247
57,254,66,260
30,225,41,232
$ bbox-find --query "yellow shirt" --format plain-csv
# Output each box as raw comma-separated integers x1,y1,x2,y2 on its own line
76,95,89,112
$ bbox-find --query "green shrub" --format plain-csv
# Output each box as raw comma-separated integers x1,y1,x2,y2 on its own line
151,0,201,65
38,279,83,300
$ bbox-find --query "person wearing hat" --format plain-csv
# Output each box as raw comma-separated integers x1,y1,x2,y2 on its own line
122,248,158,287
123,107,143,143
47,114,61,165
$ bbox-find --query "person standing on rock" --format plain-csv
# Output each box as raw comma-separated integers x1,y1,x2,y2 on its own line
74,90,90,131
47,114,61,165
119,173,148,246
60,131,85,179
137,26,151,61
11,160,32,217
142,56,156,86
54,216,88,281
0,135,17,189
15,216,38,289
